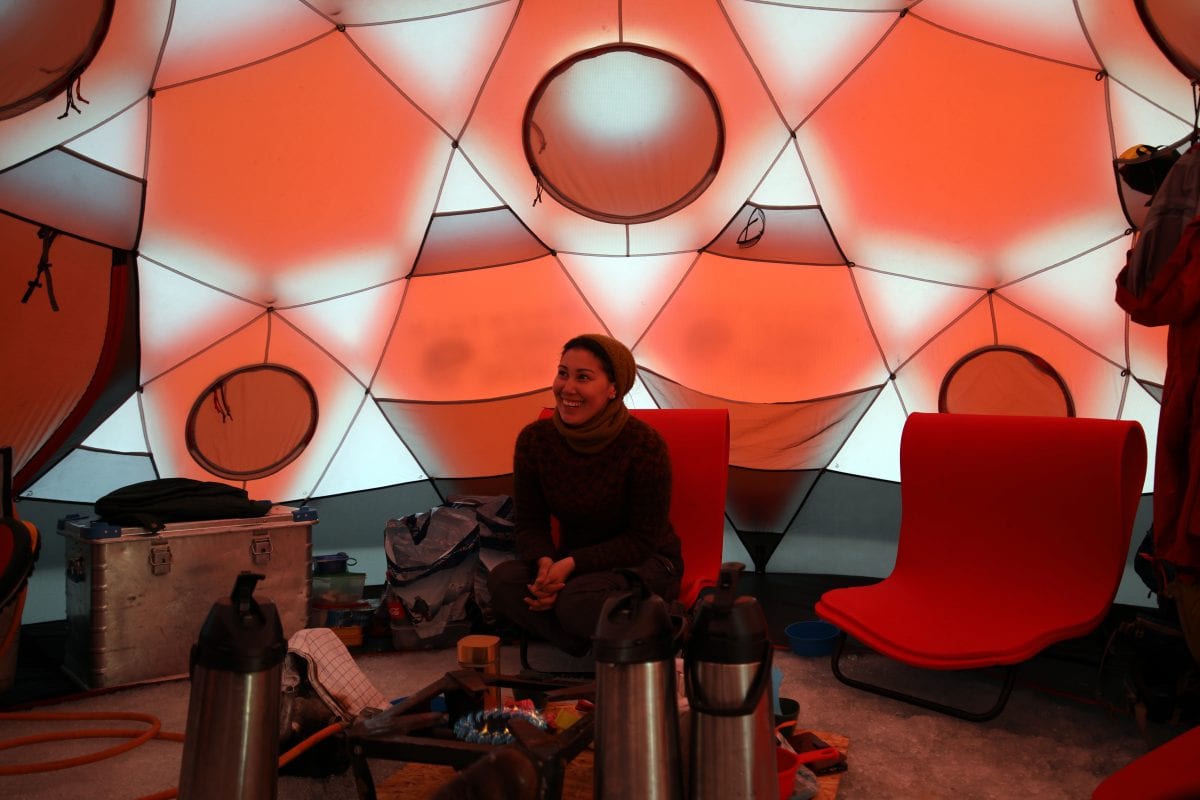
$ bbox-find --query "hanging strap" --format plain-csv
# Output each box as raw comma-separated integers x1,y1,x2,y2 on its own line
20,227,60,311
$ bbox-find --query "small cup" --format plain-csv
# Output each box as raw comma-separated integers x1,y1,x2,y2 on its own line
774,696,800,733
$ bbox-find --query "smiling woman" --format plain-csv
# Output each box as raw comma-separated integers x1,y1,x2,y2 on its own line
486,333,683,657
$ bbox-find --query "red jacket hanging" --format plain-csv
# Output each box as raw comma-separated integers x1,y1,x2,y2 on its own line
1117,216,1200,577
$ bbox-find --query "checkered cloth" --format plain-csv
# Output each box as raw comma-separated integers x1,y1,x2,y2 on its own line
286,627,388,721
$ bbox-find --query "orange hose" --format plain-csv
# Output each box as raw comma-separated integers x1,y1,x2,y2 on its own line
277,721,347,769
0,709,348,797
133,719,349,800
0,711,180,775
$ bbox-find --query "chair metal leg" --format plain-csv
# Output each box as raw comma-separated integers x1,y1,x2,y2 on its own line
828,632,1019,722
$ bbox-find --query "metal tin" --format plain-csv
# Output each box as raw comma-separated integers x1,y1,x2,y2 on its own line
59,506,314,688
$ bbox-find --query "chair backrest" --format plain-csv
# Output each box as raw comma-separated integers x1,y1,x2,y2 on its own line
537,407,730,608
894,412,1146,625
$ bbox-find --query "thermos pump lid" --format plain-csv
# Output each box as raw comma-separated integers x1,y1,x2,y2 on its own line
593,581,676,664
192,572,286,673
687,562,769,664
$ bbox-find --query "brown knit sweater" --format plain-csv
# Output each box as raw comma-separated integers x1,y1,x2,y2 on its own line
512,415,683,575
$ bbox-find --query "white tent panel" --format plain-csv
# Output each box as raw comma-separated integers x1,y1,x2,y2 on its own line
998,237,1133,369
996,213,1130,288
0,0,167,172
142,34,447,305
798,17,1116,285
22,449,157,504
558,252,695,346
1108,80,1196,157
81,394,148,453
278,280,409,387
625,376,658,411
437,150,503,214
852,268,985,372
829,382,907,480
347,1,516,138
751,141,819,207
915,0,1099,68
373,257,605,400
1120,377,1163,494
722,1,897,128
138,257,265,384
636,256,884,402
62,98,150,180
153,0,332,90
0,149,141,248
309,396,426,499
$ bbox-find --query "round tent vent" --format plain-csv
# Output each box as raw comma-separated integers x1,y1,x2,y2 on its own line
186,365,318,481
524,45,724,224
0,0,114,122
939,346,1074,418
1135,0,1200,83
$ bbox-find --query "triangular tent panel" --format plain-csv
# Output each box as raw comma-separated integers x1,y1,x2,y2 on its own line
3,0,1196,623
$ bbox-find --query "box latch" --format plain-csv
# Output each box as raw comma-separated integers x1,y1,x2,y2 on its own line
251,534,272,566
149,543,172,576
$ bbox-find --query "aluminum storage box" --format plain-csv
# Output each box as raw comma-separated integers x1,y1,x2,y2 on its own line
59,505,317,688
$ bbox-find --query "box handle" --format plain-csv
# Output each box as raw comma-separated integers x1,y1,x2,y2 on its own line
250,534,272,566
149,543,172,576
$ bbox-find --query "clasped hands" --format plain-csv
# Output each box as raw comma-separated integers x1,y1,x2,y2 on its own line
525,555,575,611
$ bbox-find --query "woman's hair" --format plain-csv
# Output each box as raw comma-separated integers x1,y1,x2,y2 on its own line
562,335,616,384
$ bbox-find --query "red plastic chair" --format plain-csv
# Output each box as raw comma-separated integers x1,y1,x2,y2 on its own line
519,407,730,669
814,412,1147,721
1092,724,1200,799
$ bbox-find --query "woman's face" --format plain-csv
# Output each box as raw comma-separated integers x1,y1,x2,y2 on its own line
553,347,617,426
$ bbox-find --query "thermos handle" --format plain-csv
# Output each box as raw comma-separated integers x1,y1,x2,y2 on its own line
684,638,773,717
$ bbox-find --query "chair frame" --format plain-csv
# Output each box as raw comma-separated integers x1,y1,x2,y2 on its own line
815,412,1147,722
828,633,1019,722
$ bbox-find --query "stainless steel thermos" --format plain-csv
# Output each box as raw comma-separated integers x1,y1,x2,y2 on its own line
594,571,684,800
179,572,286,800
684,562,776,800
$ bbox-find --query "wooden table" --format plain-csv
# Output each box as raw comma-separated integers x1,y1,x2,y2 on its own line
376,730,850,799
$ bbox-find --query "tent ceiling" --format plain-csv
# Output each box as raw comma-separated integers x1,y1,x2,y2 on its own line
2,1,1194,538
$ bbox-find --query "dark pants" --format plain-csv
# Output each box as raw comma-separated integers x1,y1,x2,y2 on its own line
487,555,680,656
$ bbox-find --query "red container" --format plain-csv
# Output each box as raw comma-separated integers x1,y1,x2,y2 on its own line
776,746,801,800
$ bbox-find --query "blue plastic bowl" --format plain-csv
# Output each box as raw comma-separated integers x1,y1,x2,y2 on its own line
783,620,840,656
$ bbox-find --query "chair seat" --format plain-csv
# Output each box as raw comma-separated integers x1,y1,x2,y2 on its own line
1092,724,1200,799
817,582,1105,670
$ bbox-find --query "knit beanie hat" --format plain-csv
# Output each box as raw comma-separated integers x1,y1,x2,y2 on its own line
577,333,636,398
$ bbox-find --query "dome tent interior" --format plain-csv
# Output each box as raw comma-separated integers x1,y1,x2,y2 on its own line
2,0,1198,624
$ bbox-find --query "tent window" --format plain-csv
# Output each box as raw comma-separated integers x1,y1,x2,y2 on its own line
0,0,114,121
939,346,1074,418
186,365,317,481
523,45,724,224
1135,0,1200,82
